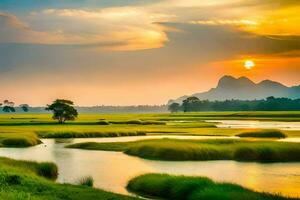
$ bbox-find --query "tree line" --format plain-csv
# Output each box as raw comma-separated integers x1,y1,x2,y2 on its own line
0,100,29,113
168,96,300,112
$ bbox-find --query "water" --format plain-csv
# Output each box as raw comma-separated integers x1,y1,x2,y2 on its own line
208,120,300,130
0,136,299,198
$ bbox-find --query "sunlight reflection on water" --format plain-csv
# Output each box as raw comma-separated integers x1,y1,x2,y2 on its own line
0,136,299,198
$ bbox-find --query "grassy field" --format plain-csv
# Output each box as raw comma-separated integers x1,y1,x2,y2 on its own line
1,112,300,147
0,157,138,200
67,138,300,162
127,174,298,200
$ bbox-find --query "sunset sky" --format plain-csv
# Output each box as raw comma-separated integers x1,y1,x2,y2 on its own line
0,0,299,106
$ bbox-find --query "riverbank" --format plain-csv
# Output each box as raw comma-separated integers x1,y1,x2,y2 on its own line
67,138,300,162
0,157,138,200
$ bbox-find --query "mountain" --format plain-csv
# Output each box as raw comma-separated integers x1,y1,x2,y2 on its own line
170,75,300,103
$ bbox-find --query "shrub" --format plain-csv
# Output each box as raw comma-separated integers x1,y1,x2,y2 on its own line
36,162,58,180
78,176,94,187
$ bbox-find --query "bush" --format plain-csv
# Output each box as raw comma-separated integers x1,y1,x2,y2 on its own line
78,176,94,187
36,162,58,180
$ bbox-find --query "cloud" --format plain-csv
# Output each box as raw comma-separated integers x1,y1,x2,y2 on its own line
0,8,171,51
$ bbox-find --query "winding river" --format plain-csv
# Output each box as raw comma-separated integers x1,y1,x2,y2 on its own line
0,135,299,198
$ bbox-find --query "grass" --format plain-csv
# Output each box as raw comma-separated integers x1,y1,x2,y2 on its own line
78,176,94,187
0,112,300,146
37,130,146,138
127,174,298,200
67,139,300,162
237,130,287,138
0,132,41,147
0,157,138,200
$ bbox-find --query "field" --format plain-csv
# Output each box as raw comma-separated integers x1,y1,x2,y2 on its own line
1,112,300,147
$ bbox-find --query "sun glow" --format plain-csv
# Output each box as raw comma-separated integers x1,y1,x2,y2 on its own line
244,60,255,70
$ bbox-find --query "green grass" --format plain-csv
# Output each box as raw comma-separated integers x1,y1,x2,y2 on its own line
237,130,287,138
0,157,58,180
127,174,297,200
0,157,138,200
37,130,146,138
0,132,41,147
67,139,300,162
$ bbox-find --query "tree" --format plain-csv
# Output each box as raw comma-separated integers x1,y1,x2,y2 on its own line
2,100,15,113
46,99,78,124
182,96,200,112
20,104,30,112
168,102,181,113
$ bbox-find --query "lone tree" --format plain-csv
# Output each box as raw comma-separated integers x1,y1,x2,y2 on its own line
168,102,181,113
2,100,15,113
20,104,30,112
46,99,78,124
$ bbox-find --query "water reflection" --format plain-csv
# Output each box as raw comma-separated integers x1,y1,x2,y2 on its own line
208,120,300,130
0,138,299,198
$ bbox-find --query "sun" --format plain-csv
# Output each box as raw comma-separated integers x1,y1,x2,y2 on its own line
244,60,255,70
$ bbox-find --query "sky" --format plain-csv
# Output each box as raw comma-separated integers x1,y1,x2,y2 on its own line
0,0,299,106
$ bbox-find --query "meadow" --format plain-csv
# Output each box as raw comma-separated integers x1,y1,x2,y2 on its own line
1,112,300,147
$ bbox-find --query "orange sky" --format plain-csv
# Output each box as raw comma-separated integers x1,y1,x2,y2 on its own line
0,0,299,106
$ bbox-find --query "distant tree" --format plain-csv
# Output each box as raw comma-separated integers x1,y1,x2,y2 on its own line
20,104,30,112
46,99,78,124
182,96,200,112
2,100,15,113
168,102,181,113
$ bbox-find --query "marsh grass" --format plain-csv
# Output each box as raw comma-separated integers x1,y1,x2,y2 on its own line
0,132,41,147
127,174,296,200
37,130,146,138
237,130,287,138
67,139,300,162
0,157,138,200
36,162,58,180
78,176,94,187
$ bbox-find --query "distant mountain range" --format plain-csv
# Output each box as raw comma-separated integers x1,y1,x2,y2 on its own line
169,75,300,104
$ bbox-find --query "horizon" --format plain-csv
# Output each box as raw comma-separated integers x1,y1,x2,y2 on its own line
1,0,300,106
1,74,300,107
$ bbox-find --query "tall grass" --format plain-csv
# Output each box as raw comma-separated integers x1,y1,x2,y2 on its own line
36,162,58,180
127,174,296,200
0,157,138,200
37,131,146,138
0,132,41,147
237,130,287,138
77,176,94,187
67,139,300,162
